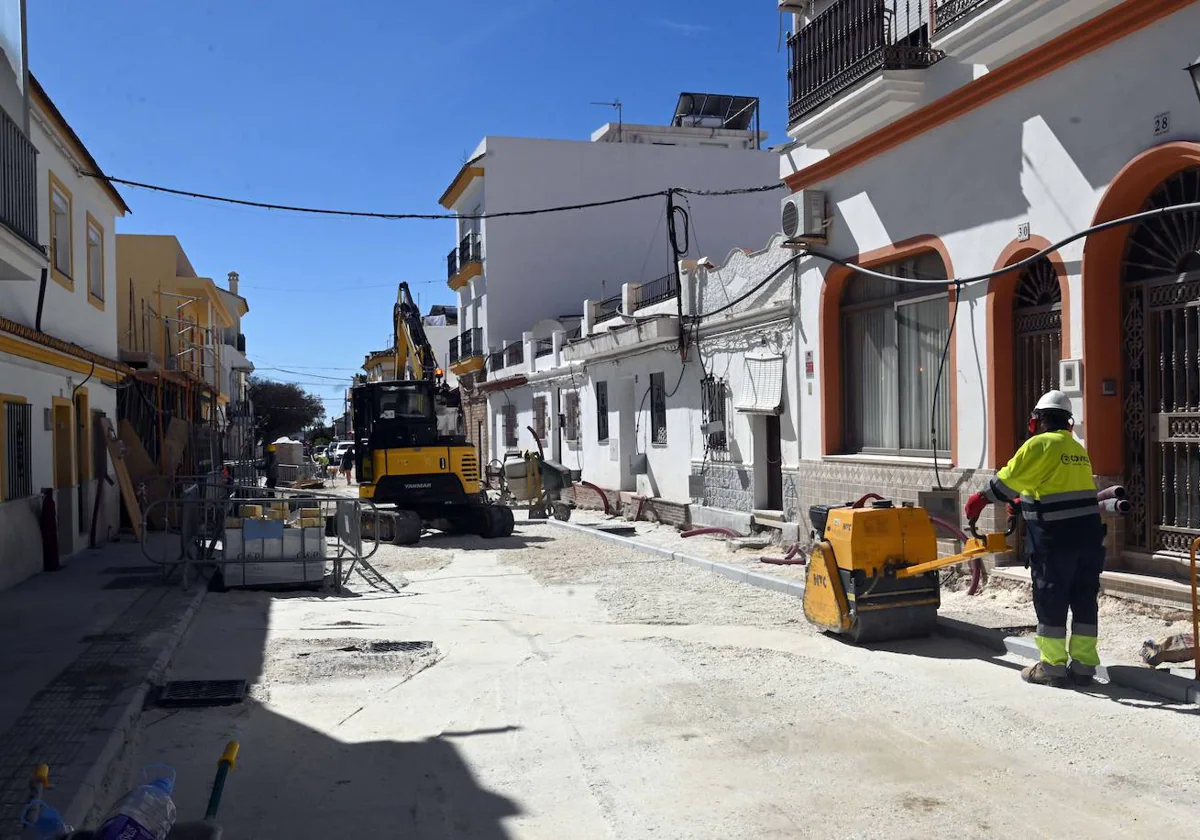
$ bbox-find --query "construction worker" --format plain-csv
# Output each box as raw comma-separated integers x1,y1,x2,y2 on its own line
964,390,1104,688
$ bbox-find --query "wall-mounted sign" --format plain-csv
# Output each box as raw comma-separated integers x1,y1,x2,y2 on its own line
1154,111,1171,137
804,351,815,379
1017,222,1030,242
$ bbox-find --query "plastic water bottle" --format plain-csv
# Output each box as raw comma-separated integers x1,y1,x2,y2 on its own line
20,800,72,839
94,765,177,840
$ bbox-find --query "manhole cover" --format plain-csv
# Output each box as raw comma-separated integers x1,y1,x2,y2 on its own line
367,641,433,654
155,680,247,708
103,575,163,590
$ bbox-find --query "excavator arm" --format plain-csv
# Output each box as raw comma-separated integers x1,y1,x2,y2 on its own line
393,282,439,382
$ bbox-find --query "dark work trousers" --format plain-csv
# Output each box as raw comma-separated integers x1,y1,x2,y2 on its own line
1024,513,1106,673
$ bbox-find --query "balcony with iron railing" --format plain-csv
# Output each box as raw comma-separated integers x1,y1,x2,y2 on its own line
534,338,554,358
450,326,485,374
929,0,1113,67
505,340,524,368
787,0,942,130
456,326,482,357
446,232,483,290
594,293,623,324
931,0,1000,33
0,106,44,256
635,273,677,309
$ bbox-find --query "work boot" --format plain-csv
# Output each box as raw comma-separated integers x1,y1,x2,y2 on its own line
1021,662,1069,688
1067,665,1096,688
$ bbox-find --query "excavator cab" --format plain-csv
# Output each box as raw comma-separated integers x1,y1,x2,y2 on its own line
347,281,514,541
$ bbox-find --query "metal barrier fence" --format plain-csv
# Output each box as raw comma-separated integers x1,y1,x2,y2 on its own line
141,481,381,593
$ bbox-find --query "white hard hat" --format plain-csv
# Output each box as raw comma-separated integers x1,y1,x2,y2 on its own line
1034,390,1072,415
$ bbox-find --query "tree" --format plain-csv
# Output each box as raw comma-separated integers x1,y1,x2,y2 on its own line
248,377,326,445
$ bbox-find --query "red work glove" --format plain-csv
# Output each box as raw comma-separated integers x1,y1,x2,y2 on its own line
964,492,988,523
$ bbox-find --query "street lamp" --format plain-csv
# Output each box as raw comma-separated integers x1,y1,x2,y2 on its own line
1188,54,1200,106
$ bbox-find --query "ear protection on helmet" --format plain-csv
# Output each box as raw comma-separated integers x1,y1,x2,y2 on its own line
1028,409,1075,436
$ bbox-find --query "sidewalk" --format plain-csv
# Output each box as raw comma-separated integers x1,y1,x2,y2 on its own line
548,516,1200,706
0,535,204,836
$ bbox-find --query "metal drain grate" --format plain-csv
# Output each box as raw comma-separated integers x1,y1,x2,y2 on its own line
155,680,247,708
103,575,163,590
367,641,433,654
80,632,134,644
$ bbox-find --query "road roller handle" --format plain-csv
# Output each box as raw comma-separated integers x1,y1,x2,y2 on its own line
895,531,1008,579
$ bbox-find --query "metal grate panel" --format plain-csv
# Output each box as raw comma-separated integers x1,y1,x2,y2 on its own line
155,680,247,707
367,641,433,654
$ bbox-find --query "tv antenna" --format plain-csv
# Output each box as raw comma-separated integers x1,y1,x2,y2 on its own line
590,99,623,142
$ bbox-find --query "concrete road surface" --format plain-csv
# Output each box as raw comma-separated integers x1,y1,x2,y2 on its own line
130,521,1199,839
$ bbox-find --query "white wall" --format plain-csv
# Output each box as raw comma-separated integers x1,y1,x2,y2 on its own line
0,104,121,356
475,135,779,352
0,354,120,591
787,3,1200,469
424,324,458,387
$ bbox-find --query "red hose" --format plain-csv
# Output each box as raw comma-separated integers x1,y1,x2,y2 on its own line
761,543,805,565
682,526,741,539
851,493,886,508
928,514,984,596
579,481,612,515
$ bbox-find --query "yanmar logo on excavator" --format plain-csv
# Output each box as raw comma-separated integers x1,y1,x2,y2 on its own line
403,482,433,490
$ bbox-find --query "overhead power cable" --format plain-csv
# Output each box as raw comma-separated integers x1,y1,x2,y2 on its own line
77,171,783,220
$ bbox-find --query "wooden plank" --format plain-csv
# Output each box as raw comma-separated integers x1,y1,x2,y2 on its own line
162,416,189,477
100,417,144,540
118,418,158,483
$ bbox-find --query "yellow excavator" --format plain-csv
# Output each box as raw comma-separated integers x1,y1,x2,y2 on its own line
351,283,514,543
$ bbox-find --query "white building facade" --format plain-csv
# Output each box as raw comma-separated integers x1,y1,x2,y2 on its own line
0,59,130,590
481,1,1200,584
437,95,781,465
772,0,1200,578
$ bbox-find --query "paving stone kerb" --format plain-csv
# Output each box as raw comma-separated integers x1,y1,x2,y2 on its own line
548,520,1199,706
0,585,205,836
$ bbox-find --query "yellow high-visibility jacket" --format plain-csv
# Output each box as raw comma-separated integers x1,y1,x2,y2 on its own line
984,430,1098,522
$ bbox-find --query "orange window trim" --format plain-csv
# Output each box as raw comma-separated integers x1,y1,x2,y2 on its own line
985,236,1072,470
1080,140,1200,477
785,0,1195,193
820,235,957,461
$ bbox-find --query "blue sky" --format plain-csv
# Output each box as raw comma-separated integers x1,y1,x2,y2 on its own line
30,0,787,414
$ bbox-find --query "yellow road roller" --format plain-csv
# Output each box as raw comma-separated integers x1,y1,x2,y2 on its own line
803,498,1007,643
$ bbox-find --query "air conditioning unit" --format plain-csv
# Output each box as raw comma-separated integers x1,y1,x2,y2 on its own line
781,190,827,243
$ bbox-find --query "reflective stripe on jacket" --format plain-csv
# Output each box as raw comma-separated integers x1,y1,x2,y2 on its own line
983,430,1099,521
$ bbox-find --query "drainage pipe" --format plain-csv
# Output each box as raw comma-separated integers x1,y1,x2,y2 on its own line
929,514,985,596
761,543,805,566
851,493,885,508
682,526,741,539
579,481,612,516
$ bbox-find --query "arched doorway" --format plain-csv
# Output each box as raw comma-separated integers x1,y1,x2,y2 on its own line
1121,167,1200,554
1012,258,1063,446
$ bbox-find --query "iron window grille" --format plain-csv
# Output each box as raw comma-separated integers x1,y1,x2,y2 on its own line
4,401,33,500
650,372,667,445
595,381,609,442
701,376,728,451
534,397,548,441
503,404,518,447
564,392,581,442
